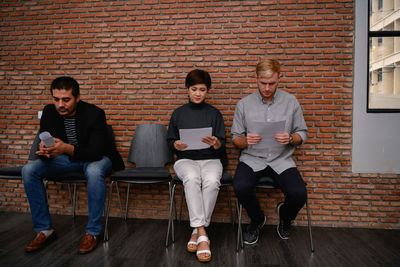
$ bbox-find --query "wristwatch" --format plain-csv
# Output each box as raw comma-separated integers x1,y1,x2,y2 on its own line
289,134,293,145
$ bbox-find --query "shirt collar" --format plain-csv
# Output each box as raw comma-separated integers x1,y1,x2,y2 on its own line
256,89,281,105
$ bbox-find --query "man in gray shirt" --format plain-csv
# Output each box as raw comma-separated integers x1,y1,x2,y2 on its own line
231,58,308,245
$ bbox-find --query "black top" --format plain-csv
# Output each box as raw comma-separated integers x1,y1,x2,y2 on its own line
167,101,226,161
39,100,125,171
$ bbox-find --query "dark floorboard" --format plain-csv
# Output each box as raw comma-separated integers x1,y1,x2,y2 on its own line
0,212,399,267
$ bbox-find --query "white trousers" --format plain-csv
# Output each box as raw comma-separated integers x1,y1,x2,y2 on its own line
174,159,223,228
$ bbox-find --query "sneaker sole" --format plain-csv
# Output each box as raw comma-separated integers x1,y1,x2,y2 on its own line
244,236,259,245
276,224,289,240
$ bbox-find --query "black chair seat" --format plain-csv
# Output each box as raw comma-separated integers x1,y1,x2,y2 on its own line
112,167,171,183
0,166,23,179
45,171,86,183
236,175,314,252
257,176,278,187
221,172,234,185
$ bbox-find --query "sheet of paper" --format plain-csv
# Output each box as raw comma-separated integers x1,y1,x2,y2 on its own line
247,120,286,149
179,127,212,150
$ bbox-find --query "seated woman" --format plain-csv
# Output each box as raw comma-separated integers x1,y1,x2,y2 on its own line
167,69,226,262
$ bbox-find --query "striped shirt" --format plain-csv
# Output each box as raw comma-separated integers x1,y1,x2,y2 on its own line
63,116,78,146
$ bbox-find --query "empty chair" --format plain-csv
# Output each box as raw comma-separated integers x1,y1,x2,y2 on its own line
104,123,173,241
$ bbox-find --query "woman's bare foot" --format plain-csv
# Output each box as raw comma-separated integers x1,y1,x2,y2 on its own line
186,228,198,252
196,226,211,262
196,237,211,261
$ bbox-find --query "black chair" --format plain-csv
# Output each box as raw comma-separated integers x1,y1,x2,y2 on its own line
43,172,86,218
236,176,314,252
43,124,117,218
166,171,234,247
0,130,87,217
103,123,173,242
0,133,40,180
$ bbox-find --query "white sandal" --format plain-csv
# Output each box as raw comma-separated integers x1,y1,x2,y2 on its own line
186,228,198,253
196,235,211,262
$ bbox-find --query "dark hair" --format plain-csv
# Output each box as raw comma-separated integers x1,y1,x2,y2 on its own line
50,76,80,97
185,69,212,90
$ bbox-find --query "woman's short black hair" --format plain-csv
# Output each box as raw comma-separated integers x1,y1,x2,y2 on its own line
185,69,212,90
50,76,80,97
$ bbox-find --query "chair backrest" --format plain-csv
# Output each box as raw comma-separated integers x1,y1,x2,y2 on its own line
28,131,41,161
128,123,172,168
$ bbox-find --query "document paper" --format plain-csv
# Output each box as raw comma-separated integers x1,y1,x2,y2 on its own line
248,120,286,149
179,127,212,150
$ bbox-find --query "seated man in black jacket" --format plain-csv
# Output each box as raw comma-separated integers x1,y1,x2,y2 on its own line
22,76,124,254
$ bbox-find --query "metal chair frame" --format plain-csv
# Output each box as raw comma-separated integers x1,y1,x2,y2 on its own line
42,124,116,218
236,177,314,253
0,126,114,218
103,123,173,242
166,172,234,247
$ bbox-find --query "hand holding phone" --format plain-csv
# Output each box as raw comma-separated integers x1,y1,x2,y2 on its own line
39,131,55,147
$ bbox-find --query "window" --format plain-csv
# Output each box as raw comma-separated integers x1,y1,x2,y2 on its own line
378,0,383,10
378,68,382,82
368,0,400,112
353,0,400,173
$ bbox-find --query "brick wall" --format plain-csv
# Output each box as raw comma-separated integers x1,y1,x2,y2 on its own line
1,0,399,229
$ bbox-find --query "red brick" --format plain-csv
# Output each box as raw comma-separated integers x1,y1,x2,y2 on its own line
0,0,398,230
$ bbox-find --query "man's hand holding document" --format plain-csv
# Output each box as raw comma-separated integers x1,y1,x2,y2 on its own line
247,120,286,149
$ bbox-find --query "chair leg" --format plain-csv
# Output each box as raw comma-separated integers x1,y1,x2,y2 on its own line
44,180,49,200
65,183,73,216
166,182,176,247
236,200,243,251
227,187,233,225
104,181,114,241
67,184,73,206
124,184,130,220
179,187,184,223
173,187,178,221
115,182,124,219
72,183,77,218
305,198,315,252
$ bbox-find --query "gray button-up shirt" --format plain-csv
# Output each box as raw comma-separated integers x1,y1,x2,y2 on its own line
231,89,308,174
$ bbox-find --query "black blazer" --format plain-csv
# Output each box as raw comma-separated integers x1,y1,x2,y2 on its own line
39,100,125,171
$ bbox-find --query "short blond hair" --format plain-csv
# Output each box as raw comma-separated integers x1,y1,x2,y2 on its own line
256,58,280,78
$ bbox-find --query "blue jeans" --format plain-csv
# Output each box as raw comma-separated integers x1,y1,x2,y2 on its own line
22,154,112,236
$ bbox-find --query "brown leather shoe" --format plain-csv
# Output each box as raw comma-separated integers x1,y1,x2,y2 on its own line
25,228,56,252
78,233,98,254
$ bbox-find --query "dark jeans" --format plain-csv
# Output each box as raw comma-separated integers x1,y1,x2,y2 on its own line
233,162,307,224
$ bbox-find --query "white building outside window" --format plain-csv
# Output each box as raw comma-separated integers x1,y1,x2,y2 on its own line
368,0,400,111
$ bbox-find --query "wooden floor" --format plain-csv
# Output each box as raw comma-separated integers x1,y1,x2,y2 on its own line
0,212,399,267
